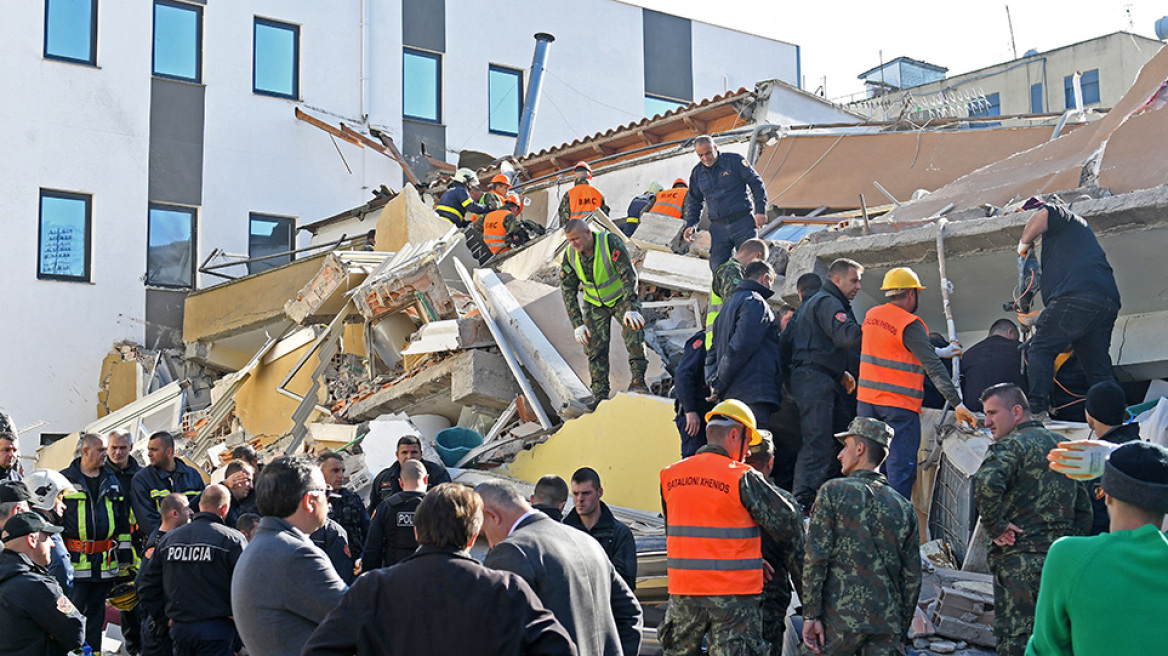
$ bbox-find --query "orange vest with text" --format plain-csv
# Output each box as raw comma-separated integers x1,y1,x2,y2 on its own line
857,303,928,412
660,452,763,596
568,184,604,220
482,209,511,254
648,187,688,219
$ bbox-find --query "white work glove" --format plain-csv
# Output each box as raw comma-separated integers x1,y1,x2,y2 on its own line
623,311,645,330
574,325,590,345
1017,240,1032,257
935,341,963,358
954,403,977,429
1048,439,1119,480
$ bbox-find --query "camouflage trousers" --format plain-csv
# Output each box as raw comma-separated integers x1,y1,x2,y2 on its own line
582,300,647,399
801,630,901,656
988,551,1046,656
659,594,769,656
760,578,791,656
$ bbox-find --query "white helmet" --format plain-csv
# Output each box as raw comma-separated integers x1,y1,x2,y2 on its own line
24,469,71,511
452,168,476,185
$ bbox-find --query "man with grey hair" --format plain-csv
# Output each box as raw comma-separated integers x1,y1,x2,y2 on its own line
478,480,643,656
682,135,768,272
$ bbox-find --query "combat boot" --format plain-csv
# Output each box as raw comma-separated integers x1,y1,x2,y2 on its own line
628,374,650,394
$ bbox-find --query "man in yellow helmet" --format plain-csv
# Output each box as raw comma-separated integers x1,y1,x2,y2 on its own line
856,267,975,500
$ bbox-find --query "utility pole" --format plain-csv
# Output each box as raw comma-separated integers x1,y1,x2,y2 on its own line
1006,5,1018,59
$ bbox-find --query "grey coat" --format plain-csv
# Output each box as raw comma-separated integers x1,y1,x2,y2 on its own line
231,516,347,656
483,512,643,656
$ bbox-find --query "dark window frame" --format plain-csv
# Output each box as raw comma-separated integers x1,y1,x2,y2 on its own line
247,213,296,274
487,64,524,137
146,202,198,289
37,189,92,283
253,16,300,99
403,47,442,124
152,0,203,83
43,0,98,66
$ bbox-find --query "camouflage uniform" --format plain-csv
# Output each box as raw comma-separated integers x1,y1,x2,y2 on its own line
557,181,611,223
560,231,646,398
659,444,804,656
761,483,804,655
974,420,1093,656
712,259,746,304
803,418,921,656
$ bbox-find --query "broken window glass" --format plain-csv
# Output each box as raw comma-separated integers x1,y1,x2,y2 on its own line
248,213,295,275
404,48,441,122
254,17,298,98
147,204,196,289
38,190,91,282
154,0,201,82
488,65,522,136
45,0,97,65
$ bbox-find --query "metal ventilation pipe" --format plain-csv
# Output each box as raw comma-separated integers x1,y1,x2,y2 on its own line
514,33,555,158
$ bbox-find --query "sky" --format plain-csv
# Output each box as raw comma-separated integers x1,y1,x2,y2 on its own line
628,0,1167,100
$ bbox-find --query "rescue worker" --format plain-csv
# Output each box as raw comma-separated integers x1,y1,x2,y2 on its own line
0,512,85,656
136,493,191,656
742,432,804,655
434,168,493,228
24,469,75,596
1016,197,1121,419
106,429,143,655
658,400,803,654
130,431,205,538
802,417,922,656
472,192,524,256
856,267,975,500
317,453,368,564
481,173,512,213
557,161,610,224
136,485,246,656
682,135,768,272
0,416,21,481
705,238,769,350
789,259,864,512
563,467,637,590
362,459,426,570
673,329,715,458
973,383,1092,656
648,178,690,221
367,436,451,513
60,432,131,651
561,218,648,401
621,181,662,237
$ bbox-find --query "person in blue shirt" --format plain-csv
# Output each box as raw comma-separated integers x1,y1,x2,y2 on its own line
682,135,768,272
434,168,493,228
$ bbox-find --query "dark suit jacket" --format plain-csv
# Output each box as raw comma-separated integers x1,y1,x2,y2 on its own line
483,513,643,656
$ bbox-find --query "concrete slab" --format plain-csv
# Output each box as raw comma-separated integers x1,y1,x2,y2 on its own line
353,257,457,322
639,250,712,295
373,184,452,252
631,212,686,252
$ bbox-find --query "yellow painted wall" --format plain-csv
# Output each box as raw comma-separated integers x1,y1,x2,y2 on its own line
505,394,679,513
342,323,367,357
97,353,141,417
233,342,325,437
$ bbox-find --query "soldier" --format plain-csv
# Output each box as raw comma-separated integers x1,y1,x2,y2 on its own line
557,161,609,224
560,218,649,401
705,238,769,350
743,431,805,655
363,459,426,570
470,193,525,257
801,417,921,655
974,383,1092,656
318,453,369,563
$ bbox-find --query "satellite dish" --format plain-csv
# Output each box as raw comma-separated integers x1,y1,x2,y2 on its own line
1156,16,1168,41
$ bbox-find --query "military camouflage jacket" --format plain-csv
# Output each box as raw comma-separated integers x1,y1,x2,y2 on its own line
762,481,805,600
803,469,921,638
974,420,1093,556
712,260,745,302
559,232,640,328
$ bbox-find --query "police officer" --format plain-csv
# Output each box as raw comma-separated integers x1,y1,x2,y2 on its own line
561,218,649,401
362,459,426,570
130,431,205,538
434,168,494,228
136,485,246,656
974,383,1092,656
621,181,662,237
367,436,451,513
310,519,356,584
705,238,768,350
557,161,609,224
802,418,921,655
673,330,715,458
658,400,803,654
682,135,768,272
136,493,191,656
0,512,85,656
318,453,369,563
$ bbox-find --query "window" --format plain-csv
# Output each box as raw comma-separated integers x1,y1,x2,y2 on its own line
1030,83,1044,114
645,95,685,118
248,214,295,274
1064,69,1100,109
970,92,1001,118
38,190,91,282
403,48,441,122
488,66,523,136
153,1,201,82
44,0,97,65
253,18,299,98
147,204,196,288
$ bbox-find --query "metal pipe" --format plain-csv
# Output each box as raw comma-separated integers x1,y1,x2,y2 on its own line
859,194,871,235
746,123,782,166
873,180,901,206
514,33,555,159
935,219,962,401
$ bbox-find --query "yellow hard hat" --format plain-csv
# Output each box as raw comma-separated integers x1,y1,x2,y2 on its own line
705,399,762,446
108,582,138,611
880,267,926,292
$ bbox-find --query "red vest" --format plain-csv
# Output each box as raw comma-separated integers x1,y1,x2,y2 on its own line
857,303,928,412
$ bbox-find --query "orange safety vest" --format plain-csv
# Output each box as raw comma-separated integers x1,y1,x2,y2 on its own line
659,452,763,596
857,303,928,412
568,184,604,220
482,209,511,255
649,187,688,219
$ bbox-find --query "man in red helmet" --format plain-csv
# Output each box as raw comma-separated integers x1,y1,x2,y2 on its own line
557,161,609,224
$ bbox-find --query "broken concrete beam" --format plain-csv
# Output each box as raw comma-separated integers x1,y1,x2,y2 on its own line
935,587,994,625
353,257,456,322
638,250,712,295
345,349,518,423
630,212,685,252
931,614,996,648
400,317,495,355
284,252,388,324
473,269,594,417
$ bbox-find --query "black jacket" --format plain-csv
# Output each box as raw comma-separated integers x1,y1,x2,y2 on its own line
363,491,424,570
708,279,783,407
789,280,862,378
563,502,638,591
226,490,258,529
0,550,85,656
59,460,132,579
367,460,451,513
107,457,145,554
302,546,576,656
1089,422,1142,535
136,512,245,623
960,334,1028,412
130,460,206,537
674,330,714,417
311,519,355,584
327,488,370,560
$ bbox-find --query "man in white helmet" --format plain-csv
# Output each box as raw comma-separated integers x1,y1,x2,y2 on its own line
434,168,494,229
24,469,75,596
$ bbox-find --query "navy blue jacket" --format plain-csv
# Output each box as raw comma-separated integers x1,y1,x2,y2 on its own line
136,512,246,623
707,279,783,407
0,550,85,656
131,460,206,538
368,460,451,513
362,491,424,570
625,192,655,219
327,488,370,560
435,184,492,228
674,331,714,417
1039,202,1120,307
311,519,355,584
685,151,767,226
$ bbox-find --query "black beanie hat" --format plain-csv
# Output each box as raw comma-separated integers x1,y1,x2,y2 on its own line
1086,381,1127,427
1102,441,1168,514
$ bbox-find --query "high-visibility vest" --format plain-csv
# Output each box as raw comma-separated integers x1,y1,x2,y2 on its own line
435,187,473,225
857,303,928,412
660,452,763,596
567,232,624,307
649,187,688,219
705,260,741,349
482,209,512,255
568,184,604,220
62,480,122,579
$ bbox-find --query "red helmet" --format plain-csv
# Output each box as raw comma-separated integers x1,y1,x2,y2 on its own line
491,174,511,188
673,178,687,188
574,161,592,176
504,193,522,207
